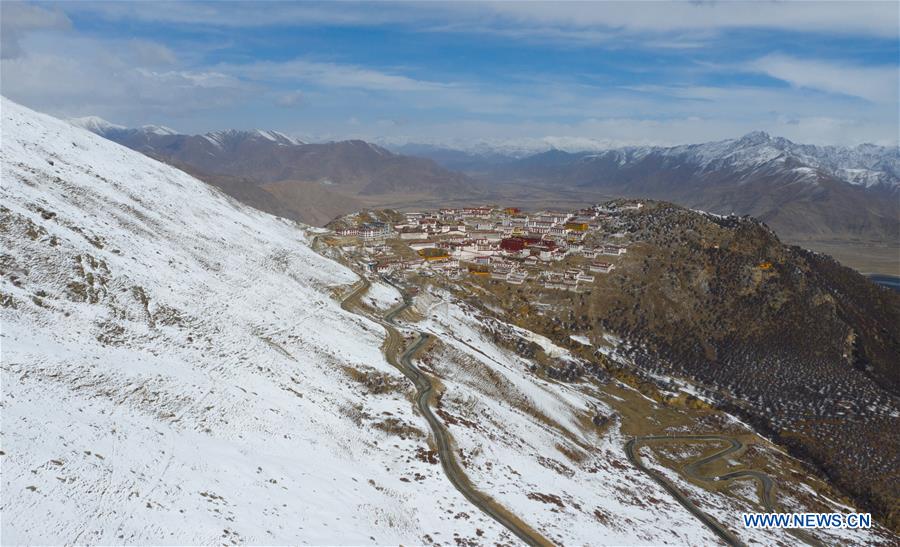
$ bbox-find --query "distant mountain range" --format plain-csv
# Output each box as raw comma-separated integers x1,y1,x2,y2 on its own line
393,133,900,262
69,117,479,226
392,132,900,191
71,116,898,272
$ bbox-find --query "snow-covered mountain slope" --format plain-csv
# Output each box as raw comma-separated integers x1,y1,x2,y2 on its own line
68,116,304,148
68,115,128,135
637,131,900,190
1,98,507,545
202,128,305,149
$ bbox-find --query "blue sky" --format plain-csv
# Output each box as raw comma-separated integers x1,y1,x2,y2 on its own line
2,1,897,148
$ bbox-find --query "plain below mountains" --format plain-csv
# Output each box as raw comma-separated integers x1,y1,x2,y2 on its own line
397,133,900,274
69,117,480,226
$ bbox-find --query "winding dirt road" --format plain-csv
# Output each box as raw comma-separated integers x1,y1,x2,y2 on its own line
341,278,552,547
626,435,822,547
338,274,819,547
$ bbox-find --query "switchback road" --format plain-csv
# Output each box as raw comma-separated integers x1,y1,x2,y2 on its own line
341,278,552,547
626,435,822,547
626,436,745,546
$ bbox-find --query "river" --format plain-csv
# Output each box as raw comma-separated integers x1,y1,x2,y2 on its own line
868,274,900,293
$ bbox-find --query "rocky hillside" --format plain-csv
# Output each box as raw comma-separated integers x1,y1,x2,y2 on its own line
461,201,900,531
608,207,900,529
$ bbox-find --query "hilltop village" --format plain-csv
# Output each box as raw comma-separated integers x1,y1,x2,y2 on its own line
327,202,641,291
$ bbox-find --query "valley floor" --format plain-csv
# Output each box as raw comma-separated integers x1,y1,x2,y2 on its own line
795,239,899,276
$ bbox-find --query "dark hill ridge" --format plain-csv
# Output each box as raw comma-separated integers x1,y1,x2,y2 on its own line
70,120,480,226
457,200,900,531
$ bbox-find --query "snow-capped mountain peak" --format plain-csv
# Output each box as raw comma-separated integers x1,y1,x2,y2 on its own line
715,132,900,189
734,130,773,146
201,128,304,149
69,117,180,139
67,115,127,135
68,115,305,150
139,124,178,136
253,128,305,145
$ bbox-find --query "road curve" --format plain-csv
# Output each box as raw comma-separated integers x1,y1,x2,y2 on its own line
682,437,776,511
626,435,822,547
341,278,552,547
625,436,745,547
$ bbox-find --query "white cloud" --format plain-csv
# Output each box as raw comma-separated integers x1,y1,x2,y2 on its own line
130,40,178,66
275,91,304,108
52,1,899,40
218,59,451,92
477,1,898,38
2,2,894,147
0,2,70,58
51,1,419,28
0,34,251,123
746,55,899,103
